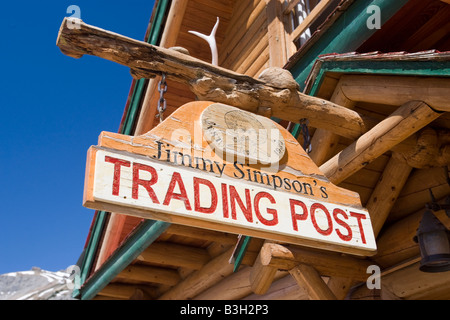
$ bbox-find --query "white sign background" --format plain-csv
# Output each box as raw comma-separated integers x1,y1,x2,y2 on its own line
92,148,377,254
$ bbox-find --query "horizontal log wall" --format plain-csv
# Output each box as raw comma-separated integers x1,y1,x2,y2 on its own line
220,0,270,76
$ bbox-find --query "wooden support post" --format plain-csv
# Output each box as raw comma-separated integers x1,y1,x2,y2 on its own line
135,0,190,135
249,255,278,295
249,241,292,295
258,243,371,281
56,18,377,139
320,101,441,185
136,242,211,270
366,154,413,237
289,264,337,300
290,0,335,43
266,0,289,67
309,80,355,166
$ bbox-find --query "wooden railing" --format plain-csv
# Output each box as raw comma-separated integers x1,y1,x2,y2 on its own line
283,0,336,45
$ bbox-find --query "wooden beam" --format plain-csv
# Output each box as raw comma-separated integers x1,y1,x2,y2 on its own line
135,0,190,135
249,245,279,295
374,198,450,269
289,264,337,300
366,154,412,237
320,101,441,184
309,80,355,166
373,210,422,269
56,18,376,140
98,283,155,300
115,264,181,286
389,167,450,222
340,75,450,112
266,0,289,67
136,242,211,270
283,0,301,14
393,128,450,169
159,0,189,48
158,247,235,300
243,274,309,300
259,243,372,281
382,261,450,300
193,266,287,300
290,0,335,43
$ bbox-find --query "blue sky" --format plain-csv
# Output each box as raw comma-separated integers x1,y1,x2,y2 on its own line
0,1,155,274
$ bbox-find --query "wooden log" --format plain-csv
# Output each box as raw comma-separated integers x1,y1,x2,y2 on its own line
381,261,450,300
249,249,278,294
327,277,355,300
243,274,309,300
56,18,376,139
164,224,239,245
98,283,156,300
116,264,181,286
266,0,289,67
194,266,287,300
374,198,450,269
365,155,413,237
289,264,337,300
393,128,450,168
260,243,372,281
136,0,190,135
309,80,355,166
388,167,450,222
373,211,422,269
158,247,235,300
320,101,441,185
340,75,450,112
290,0,335,43
194,266,252,300
136,242,211,270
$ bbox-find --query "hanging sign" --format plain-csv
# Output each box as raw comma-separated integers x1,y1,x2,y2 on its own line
83,101,377,256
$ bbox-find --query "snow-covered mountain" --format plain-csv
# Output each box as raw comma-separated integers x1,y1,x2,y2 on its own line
0,267,77,300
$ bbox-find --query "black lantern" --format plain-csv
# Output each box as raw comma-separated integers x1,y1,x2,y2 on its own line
414,210,450,273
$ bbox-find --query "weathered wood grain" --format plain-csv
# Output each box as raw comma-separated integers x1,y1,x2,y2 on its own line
56,18,375,139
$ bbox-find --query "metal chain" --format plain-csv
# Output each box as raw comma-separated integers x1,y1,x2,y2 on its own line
299,118,312,154
157,73,168,122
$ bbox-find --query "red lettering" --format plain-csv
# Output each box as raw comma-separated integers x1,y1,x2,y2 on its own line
333,208,352,241
310,203,332,236
163,172,192,210
194,177,217,214
229,186,252,223
350,212,367,244
132,163,159,203
290,199,308,231
105,156,130,196
222,183,229,218
254,192,278,226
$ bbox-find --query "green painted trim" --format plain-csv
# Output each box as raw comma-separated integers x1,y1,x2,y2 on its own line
232,236,252,272
308,59,450,96
80,220,170,300
72,210,108,298
289,0,409,90
73,0,171,299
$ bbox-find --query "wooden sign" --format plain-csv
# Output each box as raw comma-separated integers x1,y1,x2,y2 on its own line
83,101,377,256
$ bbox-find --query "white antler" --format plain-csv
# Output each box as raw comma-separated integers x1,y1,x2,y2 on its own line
189,17,220,66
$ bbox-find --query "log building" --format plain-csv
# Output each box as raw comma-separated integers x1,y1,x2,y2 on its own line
61,0,450,300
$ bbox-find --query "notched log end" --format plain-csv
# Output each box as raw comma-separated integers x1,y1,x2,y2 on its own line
57,18,85,59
